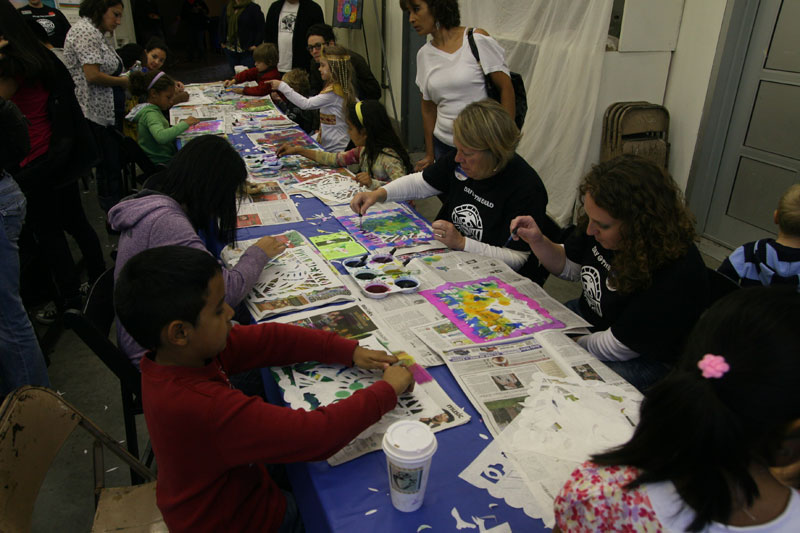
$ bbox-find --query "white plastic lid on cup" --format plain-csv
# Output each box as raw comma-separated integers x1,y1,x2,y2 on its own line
234,65,248,74
383,420,437,462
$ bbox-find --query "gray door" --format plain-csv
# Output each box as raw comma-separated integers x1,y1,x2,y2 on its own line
703,0,800,246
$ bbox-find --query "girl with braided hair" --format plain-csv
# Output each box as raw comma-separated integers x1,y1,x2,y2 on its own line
269,43,355,151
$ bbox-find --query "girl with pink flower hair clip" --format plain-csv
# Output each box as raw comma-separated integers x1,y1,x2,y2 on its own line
553,286,800,533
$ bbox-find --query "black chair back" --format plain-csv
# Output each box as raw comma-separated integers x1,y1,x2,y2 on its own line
707,266,740,305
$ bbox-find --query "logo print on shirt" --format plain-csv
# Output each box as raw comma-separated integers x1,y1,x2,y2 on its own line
452,204,483,241
37,18,56,36
280,13,297,32
581,265,603,317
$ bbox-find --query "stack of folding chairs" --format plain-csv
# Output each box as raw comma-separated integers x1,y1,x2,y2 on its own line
601,102,670,169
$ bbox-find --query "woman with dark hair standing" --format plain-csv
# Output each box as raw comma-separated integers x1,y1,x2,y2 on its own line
511,155,709,390
63,0,129,213
109,135,286,367
399,0,515,171
219,0,265,73
554,287,800,532
0,0,105,323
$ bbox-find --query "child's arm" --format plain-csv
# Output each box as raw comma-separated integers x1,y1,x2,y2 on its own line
141,109,193,145
277,144,359,168
271,80,337,111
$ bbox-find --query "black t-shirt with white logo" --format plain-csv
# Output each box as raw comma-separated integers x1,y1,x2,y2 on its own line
565,230,709,363
421,151,548,251
18,5,71,48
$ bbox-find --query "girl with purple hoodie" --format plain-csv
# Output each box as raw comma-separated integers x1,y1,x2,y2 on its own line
109,135,285,366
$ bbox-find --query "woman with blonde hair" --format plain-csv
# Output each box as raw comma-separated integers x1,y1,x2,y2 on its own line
351,99,548,275
511,155,709,390
269,43,355,151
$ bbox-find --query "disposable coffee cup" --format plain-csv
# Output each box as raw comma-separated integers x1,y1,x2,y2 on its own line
382,420,437,512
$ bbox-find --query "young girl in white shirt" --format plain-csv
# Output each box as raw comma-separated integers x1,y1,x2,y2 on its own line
270,44,355,152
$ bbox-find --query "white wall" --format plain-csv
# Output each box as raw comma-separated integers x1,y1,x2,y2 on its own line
663,0,728,191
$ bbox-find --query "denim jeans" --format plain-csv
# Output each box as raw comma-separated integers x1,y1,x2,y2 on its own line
0,175,50,397
224,48,254,76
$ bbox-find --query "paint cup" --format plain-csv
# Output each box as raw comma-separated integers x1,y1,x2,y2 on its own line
382,420,437,512
353,269,379,281
394,276,420,293
364,281,390,298
370,254,394,265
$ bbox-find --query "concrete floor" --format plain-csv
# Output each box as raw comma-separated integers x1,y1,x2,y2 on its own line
25,53,723,530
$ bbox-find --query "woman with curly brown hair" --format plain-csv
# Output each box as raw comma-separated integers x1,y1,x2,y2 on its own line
511,155,709,391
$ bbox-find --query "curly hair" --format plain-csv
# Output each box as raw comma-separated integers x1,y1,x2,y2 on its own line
398,0,460,29
578,155,696,293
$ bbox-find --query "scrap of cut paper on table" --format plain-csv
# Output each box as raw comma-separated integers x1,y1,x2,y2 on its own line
309,231,368,261
235,199,302,227
420,277,565,343
293,172,365,205
271,334,469,465
246,180,289,202
338,207,436,252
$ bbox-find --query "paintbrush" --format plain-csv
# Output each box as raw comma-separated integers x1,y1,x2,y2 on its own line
502,228,518,248
395,352,433,384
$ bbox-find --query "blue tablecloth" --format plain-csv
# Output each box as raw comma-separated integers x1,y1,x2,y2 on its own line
228,129,548,532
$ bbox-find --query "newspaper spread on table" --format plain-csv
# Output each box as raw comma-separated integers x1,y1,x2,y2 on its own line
458,355,642,527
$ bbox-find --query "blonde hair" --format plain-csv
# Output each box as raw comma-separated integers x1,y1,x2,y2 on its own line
777,183,800,237
453,99,520,170
281,68,310,96
253,43,278,68
321,44,356,107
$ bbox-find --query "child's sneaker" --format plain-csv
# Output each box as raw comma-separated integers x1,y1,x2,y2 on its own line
79,282,91,298
35,302,58,325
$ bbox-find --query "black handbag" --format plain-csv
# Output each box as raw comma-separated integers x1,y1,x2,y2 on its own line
467,28,528,129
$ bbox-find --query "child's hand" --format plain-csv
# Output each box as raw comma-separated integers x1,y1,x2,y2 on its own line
253,235,287,259
382,366,414,396
184,116,200,127
231,87,245,95
353,172,372,187
268,79,282,91
352,346,397,370
276,143,300,157
175,81,185,91
223,79,235,88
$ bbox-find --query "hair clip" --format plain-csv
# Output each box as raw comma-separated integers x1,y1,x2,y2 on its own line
697,353,729,379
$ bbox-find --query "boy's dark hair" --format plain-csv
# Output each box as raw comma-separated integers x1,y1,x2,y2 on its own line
777,183,800,237
79,0,124,30
149,135,247,245
591,286,800,531
115,246,222,351
252,42,278,67
347,100,412,177
306,23,335,43
398,0,460,29
128,70,175,98
144,36,169,55
117,43,145,70
0,0,56,88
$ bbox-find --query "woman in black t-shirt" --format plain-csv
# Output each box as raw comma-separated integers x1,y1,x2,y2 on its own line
350,99,549,275
511,155,709,391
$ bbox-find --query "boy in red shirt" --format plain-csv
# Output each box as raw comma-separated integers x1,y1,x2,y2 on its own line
114,246,413,532
223,42,281,96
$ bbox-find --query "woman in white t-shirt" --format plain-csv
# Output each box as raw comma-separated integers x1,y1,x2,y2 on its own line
400,0,515,171
553,287,800,533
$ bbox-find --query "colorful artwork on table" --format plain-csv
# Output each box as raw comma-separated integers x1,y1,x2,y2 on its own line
180,118,225,137
309,231,368,261
420,276,565,343
293,173,364,205
339,207,436,252
281,304,377,340
246,245,352,320
250,127,318,152
235,98,277,112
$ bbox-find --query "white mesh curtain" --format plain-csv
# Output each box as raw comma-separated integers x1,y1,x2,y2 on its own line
459,0,613,226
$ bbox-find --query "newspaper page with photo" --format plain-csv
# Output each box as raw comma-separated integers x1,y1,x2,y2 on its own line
439,329,638,436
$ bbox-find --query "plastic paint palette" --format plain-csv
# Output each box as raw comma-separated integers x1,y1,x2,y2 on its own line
342,254,421,299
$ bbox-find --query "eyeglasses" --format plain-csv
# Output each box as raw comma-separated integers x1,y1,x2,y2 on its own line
306,43,324,52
